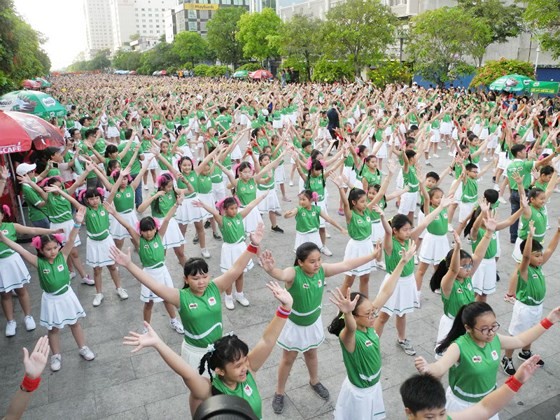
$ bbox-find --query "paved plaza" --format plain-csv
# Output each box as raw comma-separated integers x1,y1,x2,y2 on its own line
1,155,560,419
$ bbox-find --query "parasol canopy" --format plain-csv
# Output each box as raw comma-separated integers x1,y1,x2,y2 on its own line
489,74,534,92
0,90,66,119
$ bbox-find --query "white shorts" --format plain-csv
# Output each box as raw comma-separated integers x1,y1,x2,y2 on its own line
107,126,119,138
51,219,81,247
418,232,449,264
294,230,322,252
140,265,174,303
317,199,328,229
445,387,499,420
343,238,374,276
430,129,441,143
458,202,476,223
142,152,159,170
497,152,510,171
398,191,418,215
212,180,227,203
376,142,388,159
109,210,138,240
417,210,426,240
453,183,462,204
277,316,324,353
440,122,452,136
40,287,85,330
371,221,384,244
181,340,210,378
512,237,523,263
335,378,385,420
508,301,543,336
220,241,253,273
380,273,417,317
471,257,497,295
86,235,115,267
197,192,215,221
0,253,31,293
436,314,455,350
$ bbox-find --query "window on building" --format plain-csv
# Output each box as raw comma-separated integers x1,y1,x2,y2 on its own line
188,21,197,31
188,10,197,18
222,0,231,4
200,10,208,18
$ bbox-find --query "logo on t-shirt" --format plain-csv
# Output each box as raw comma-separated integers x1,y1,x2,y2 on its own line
532,273,538,279
208,297,216,306
244,384,253,396
467,283,473,290
1,230,8,235
303,283,309,289
364,340,373,347
317,279,322,287
126,193,131,198
100,211,106,217
457,288,463,294
443,213,448,219
491,350,499,361
189,303,198,309
153,242,159,249
57,264,64,272
472,355,482,363
116,193,121,199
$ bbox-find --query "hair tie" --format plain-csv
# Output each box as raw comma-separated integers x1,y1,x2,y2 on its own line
153,218,160,230
78,189,87,202
206,343,215,354
52,233,65,244
96,187,105,197
319,159,326,168
1,205,11,217
311,191,319,203
305,157,313,170
31,236,42,250
216,198,227,214
157,174,168,188
110,169,120,179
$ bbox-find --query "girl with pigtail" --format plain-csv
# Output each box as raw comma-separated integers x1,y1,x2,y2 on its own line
122,281,293,419
328,242,416,420
0,207,95,372
103,198,185,334
284,189,346,254
294,156,345,256
193,193,268,310
77,187,127,307
430,221,496,356
138,172,190,266
110,223,265,416
0,204,61,337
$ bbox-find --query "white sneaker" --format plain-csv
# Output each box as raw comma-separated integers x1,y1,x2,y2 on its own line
376,260,386,271
414,255,419,265
425,159,431,165
234,293,250,307
433,153,439,158
483,157,488,162
201,248,211,259
92,293,104,307
81,275,95,286
116,288,129,300
498,197,507,204
493,184,500,191
321,246,333,256
448,152,455,157
79,346,95,361
50,354,62,371
170,318,184,334
447,225,454,232
69,271,76,280
289,181,294,186
24,315,36,331
5,320,16,337
325,232,331,239
415,291,422,309
224,294,235,310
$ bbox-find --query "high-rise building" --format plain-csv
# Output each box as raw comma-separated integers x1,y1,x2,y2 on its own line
83,0,115,58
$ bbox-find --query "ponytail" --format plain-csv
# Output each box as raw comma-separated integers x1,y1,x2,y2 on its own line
463,206,481,238
327,292,367,337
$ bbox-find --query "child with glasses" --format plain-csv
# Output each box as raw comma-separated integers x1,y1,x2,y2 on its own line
415,301,560,419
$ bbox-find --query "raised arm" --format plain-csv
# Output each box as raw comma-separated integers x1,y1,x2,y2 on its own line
543,219,560,264
329,287,359,353
410,197,452,241
61,207,86,259
440,233,461,298
259,249,297,285
103,201,140,244
518,221,534,281
498,307,560,350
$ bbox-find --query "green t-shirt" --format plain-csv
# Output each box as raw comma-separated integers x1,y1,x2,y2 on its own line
113,185,135,213
461,177,478,203
295,205,320,234
518,205,547,242
427,208,448,235
236,179,257,206
287,266,325,327
45,191,73,223
341,327,382,389
516,265,546,306
472,228,497,259
403,166,419,193
0,222,16,258
347,210,372,241
85,206,110,241
118,141,142,175
212,371,261,419
305,176,325,201
384,238,414,277
178,281,222,347
21,183,46,222
507,159,534,191
220,213,245,244
139,234,165,269
150,191,177,219
37,253,71,295
442,278,474,318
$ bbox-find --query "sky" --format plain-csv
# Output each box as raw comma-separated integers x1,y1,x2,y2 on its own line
14,0,87,70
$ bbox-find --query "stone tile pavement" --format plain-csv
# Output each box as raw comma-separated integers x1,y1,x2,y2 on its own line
1,154,560,419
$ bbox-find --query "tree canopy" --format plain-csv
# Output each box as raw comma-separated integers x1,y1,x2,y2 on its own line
524,0,560,59
207,7,246,68
236,8,281,64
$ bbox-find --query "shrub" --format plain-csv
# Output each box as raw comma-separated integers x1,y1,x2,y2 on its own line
311,58,354,83
368,61,412,88
470,58,534,88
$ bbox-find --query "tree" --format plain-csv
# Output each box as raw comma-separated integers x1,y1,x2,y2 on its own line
173,31,209,67
470,58,535,88
207,7,246,68
112,50,143,70
458,0,524,44
321,0,396,76
406,7,491,86
236,8,281,65
138,41,181,74
275,14,323,82
524,0,560,59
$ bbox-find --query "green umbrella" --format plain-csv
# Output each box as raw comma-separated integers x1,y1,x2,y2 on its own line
34,77,52,88
489,74,534,93
233,70,249,79
0,90,66,119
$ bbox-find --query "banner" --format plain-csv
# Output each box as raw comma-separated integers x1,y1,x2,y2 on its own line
183,3,219,10
529,81,559,94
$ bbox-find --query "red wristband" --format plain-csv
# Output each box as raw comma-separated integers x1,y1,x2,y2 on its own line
505,376,522,392
276,305,291,319
276,310,289,319
247,243,258,254
540,317,553,330
20,375,41,392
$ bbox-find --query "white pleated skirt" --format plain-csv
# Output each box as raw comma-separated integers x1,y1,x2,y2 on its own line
277,316,324,353
140,265,174,303
335,378,385,420
198,192,215,221
294,230,322,252
418,232,449,265
220,241,253,273
257,188,281,213
181,340,210,378
154,217,185,249
176,196,203,225
445,387,499,420
0,253,31,293
109,211,138,240
86,235,116,267
50,219,81,247
471,257,497,295
343,238,374,276
436,313,455,349
241,206,263,234
380,273,417,317
40,287,86,330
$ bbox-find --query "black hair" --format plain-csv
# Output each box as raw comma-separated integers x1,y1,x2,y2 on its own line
221,197,238,211
528,187,545,202
43,146,61,161
425,171,440,182
310,149,323,161
124,128,133,140
327,292,368,336
540,165,554,176
429,248,472,292
235,161,252,179
405,149,416,160
154,173,175,215
465,162,478,172
359,155,379,177
463,206,482,238
294,242,321,266
435,302,494,354
483,189,498,204
84,128,97,139
258,153,270,164
390,214,412,232
304,159,325,189
105,144,118,157
82,187,104,205
139,216,157,233
511,144,525,158
183,257,209,287
301,140,312,150
35,234,63,259
519,238,543,254
177,156,194,173
106,159,120,175
400,373,446,415
198,334,249,381
347,188,366,210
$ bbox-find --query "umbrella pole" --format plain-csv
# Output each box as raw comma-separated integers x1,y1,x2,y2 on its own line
7,154,26,225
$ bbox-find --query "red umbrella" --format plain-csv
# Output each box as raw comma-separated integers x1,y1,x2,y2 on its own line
0,110,65,155
249,69,273,80
22,79,41,89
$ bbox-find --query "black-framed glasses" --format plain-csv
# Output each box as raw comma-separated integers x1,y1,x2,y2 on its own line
473,322,500,335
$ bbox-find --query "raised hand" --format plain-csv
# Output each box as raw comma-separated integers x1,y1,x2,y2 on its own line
0,165,8,180
440,196,453,208
402,242,417,262
75,206,86,224
545,306,560,324
329,287,359,314
22,335,50,379
266,281,293,310
249,222,264,246
452,231,461,247
527,220,535,236
258,249,275,272
109,246,132,266
123,322,162,353
414,356,429,374
514,354,541,384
